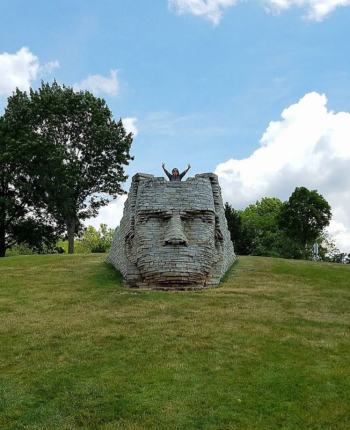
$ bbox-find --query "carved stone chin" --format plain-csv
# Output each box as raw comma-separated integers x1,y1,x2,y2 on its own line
107,172,236,290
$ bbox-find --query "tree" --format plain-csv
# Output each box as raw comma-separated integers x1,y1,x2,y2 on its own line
0,108,63,257
241,198,282,256
57,224,116,254
6,81,133,254
224,203,254,255
240,197,301,258
83,224,115,253
225,198,304,259
278,187,332,260
316,232,340,262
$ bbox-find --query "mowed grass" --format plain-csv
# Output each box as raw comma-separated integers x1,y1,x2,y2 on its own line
0,255,349,430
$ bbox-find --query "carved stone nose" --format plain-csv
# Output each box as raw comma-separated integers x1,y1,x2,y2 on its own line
163,214,188,246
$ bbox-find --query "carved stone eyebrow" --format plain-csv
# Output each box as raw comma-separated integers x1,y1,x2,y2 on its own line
180,210,215,218
181,210,215,215
137,209,214,217
136,210,172,218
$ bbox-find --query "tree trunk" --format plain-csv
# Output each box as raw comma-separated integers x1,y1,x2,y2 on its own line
301,243,307,260
67,219,76,254
0,227,6,258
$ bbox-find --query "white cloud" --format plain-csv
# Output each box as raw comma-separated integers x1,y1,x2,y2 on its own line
0,47,59,96
122,117,138,137
327,220,350,252
0,47,39,95
169,0,237,25
40,60,60,74
84,195,128,230
73,70,119,96
215,92,350,252
263,0,350,21
169,0,350,23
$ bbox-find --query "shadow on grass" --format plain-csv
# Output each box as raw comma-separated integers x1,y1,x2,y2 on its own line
94,263,172,301
89,261,124,289
220,257,240,284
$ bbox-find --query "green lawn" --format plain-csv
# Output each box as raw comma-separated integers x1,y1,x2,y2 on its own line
0,254,349,430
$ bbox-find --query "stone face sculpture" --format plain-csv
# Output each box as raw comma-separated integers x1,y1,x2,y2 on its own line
107,173,236,290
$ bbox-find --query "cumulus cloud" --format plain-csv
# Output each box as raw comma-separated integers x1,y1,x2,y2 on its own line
264,0,350,21
169,0,237,25
328,219,350,252
73,70,119,96
84,195,128,230
215,92,350,251
0,47,59,96
122,117,138,137
169,0,350,23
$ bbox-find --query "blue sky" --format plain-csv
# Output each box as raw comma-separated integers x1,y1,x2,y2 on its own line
1,0,350,250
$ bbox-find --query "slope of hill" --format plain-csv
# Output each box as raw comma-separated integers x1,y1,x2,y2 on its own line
0,254,349,430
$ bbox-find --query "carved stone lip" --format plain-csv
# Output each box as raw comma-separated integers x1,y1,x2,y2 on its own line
163,239,188,246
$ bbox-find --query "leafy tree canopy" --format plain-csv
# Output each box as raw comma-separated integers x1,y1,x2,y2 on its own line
5,81,133,254
225,198,302,259
57,224,115,254
278,187,332,259
0,111,63,257
224,203,255,255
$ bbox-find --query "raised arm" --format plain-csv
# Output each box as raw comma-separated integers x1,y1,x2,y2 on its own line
162,163,172,180
179,163,191,179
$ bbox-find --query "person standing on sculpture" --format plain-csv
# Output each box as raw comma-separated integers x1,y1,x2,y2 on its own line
162,163,191,181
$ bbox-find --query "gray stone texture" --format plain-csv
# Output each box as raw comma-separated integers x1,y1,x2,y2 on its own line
107,172,236,290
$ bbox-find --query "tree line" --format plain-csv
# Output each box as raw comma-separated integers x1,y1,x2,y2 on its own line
6,224,115,257
224,187,348,262
0,81,133,257
0,80,345,262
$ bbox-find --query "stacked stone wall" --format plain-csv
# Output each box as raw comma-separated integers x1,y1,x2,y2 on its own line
107,173,236,290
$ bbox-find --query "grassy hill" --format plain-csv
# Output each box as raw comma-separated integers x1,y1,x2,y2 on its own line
0,254,349,430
